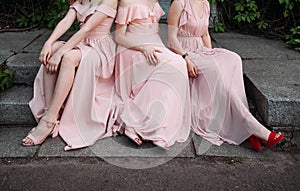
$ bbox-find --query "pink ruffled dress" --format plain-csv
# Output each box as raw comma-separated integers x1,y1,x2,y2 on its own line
174,0,262,145
29,2,117,150
114,2,191,149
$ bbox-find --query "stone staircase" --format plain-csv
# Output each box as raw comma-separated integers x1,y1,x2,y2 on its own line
1,29,300,131
0,30,73,125
210,33,300,131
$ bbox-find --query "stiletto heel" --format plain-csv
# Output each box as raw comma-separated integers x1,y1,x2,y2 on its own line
249,135,262,151
124,127,142,145
22,118,59,146
263,132,284,147
51,121,60,138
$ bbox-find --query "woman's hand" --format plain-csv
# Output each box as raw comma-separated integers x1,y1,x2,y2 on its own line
39,43,52,65
46,52,63,73
141,46,162,65
186,58,198,78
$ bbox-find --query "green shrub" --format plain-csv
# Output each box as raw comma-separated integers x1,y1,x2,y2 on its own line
286,26,300,51
208,0,299,49
0,65,14,92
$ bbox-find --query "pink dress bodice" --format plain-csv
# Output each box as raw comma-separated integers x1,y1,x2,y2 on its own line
177,0,210,37
116,2,165,45
71,2,116,39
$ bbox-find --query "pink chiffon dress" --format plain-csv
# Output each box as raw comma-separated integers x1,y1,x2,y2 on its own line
114,2,191,149
29,2,117,150
174,0,262,145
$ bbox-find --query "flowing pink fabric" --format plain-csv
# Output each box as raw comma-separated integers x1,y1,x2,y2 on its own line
29,3,117,150
114,2,191,149
173,0,261,145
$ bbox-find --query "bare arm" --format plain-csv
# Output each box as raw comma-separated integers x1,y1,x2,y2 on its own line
114,23,144,52
44,9,76,46
47,0,117,72
168,0,198,77
115,0,162,65
55,0,117,57
201,29,212,48
39,7,77,65
167,0,185,56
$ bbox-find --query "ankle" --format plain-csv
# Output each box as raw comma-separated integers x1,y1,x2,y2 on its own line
41,114,57,124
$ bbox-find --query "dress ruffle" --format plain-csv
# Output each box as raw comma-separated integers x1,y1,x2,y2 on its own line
71,3,117,23
176,0,210,28
115,2,165,24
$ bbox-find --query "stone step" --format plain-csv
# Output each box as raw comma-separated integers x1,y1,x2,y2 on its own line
212,33,300,128
0,85,35,125
1,126,273,160
6,53,40,85
6,30,73,85
243,59,300,128
0,30,47,65
2,31,299,129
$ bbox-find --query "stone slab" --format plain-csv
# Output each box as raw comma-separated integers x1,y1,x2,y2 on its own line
0,30,46,54
192,136,274,158
243,59,300,126
39,136,96,157
6,53,40,85
212,32,260,39
212,32,300,60
0,85,35,125
0,50,13,65
39,133,194,158
23,30,52,53
0,127,38,157
25,30,75,53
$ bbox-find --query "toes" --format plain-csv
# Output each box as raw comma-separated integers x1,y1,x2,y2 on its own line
22,137,33,146
136,138,142,145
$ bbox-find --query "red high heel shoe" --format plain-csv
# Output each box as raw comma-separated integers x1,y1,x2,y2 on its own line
263,132,284,147
249,135,262,151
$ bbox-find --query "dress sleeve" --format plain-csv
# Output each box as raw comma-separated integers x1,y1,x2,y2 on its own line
70,1,84,15
115,4,164,24
174,0,192,28
115,5,148,24
95,4,117,18
203,0,210,18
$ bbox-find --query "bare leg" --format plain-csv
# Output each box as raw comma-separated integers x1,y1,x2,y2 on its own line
43,41,65,109
43,49,81,122
251,123,270,141
23,49,81,146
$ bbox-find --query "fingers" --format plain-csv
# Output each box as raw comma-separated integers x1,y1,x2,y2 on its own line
188,65,198,78
142,47,162,65
148,50,161,65
45,63,58,74
46,53,51,63
40,52,50,65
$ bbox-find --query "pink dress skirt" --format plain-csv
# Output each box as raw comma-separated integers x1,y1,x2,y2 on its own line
29,3,117,150
173,0,261,145
113,2,191,149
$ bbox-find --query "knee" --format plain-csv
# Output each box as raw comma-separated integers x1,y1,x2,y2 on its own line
61,51,80,68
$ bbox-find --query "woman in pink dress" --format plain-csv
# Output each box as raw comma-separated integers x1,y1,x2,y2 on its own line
168,0,284,151
114,0,191,149
22,0,118,150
